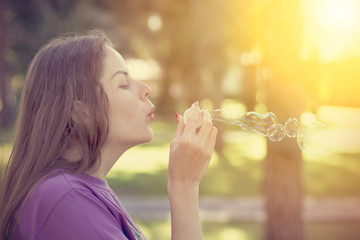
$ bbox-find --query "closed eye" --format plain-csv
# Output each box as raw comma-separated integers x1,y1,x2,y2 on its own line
119,83,129,89
116,74,129,88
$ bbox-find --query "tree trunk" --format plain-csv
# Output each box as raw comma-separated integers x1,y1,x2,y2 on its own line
264,72,305,240
0,0,12,128
260,0,305,238
265,137,304,240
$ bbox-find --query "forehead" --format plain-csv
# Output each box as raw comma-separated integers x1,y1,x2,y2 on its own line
102,46,128,78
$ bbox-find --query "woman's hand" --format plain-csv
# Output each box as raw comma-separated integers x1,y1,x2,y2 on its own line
168,102,218,190
167,101,217,240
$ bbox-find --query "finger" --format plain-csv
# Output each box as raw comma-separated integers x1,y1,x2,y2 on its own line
202,109,212,123
197,110,213,138
207,126,218,151
183,102,201,134
173,114,185,139
202,127,216,168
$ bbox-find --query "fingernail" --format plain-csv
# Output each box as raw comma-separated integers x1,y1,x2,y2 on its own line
195,101,199,106
176,113,179,121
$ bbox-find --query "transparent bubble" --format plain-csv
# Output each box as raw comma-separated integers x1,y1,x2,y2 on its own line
285,118,300,138
211,109,238,125
240,112,278,136
267,124,286,142
209,109,331,156
297,122,332,156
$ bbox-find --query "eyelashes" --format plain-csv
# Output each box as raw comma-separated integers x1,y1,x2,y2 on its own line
117,75,129,89
119,84,129,89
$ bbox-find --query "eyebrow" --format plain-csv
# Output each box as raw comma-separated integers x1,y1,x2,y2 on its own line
110,70,128,81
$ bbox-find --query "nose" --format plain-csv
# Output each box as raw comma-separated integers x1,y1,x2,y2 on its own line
140,81,152,100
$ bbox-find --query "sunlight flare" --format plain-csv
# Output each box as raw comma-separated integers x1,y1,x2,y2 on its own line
303,0,360,62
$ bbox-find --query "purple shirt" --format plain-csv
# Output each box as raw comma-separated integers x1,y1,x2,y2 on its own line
14,172,147,240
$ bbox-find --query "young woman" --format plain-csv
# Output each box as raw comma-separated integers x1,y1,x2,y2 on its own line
0,30,217,240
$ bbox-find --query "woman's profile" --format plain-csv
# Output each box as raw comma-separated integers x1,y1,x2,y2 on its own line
0,30,217,240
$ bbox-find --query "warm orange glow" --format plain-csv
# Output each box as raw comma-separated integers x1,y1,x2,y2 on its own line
303,0,360,62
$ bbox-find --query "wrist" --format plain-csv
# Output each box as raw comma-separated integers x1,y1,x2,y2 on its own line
167,182,199,199
167,181,203,240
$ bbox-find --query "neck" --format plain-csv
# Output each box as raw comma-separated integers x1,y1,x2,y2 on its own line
86,142,129,180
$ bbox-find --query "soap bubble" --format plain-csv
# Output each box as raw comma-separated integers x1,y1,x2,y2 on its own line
285,118,300,138
297,122,331,156
240,112,278,136
267,124,286,142
211,109,236,124
210,109,331,156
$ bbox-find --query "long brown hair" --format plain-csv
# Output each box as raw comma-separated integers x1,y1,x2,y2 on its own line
0,30,112,239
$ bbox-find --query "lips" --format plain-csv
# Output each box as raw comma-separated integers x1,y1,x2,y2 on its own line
147,107,155,121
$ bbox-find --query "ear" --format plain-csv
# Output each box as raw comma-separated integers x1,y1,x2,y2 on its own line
71,100,90,123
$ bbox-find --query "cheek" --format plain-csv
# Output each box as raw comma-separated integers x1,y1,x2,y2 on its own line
105,91,142,132
107,98,137,126
107,91,126,115
108,104,130,122
107,107,132,140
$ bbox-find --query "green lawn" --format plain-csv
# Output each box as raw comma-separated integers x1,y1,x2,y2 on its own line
2,137,360,197
136,221,262,240
135,220,360,240
106,140,360,197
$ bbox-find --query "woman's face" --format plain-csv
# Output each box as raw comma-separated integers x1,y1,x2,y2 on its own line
101,45,154,150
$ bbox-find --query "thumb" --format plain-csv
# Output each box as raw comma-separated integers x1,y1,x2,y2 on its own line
174,114,185,139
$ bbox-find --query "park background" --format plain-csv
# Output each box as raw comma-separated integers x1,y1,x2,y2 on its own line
0,0,360,239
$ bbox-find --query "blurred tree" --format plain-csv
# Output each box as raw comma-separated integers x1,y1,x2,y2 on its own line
155,0,196,115
0,0,115,132
103,0,229,115
191,0,230,165
224,0,261,111
0,0,12,128
222,2,306,237
258,0,306,239
98,0,173,114
0,0,45,133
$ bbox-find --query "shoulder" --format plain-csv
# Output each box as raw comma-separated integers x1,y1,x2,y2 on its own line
26,172,112,213
31,173,90,203
16,173,113,239
16,173,132,240
19,173,95,222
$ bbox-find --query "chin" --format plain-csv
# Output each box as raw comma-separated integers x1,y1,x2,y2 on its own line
143,131,154,143
136,129,153,145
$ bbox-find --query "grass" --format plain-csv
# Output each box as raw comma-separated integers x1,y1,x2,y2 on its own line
136,220,262,240
304,152,360,196
106,139,360,197
135,220,360,240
